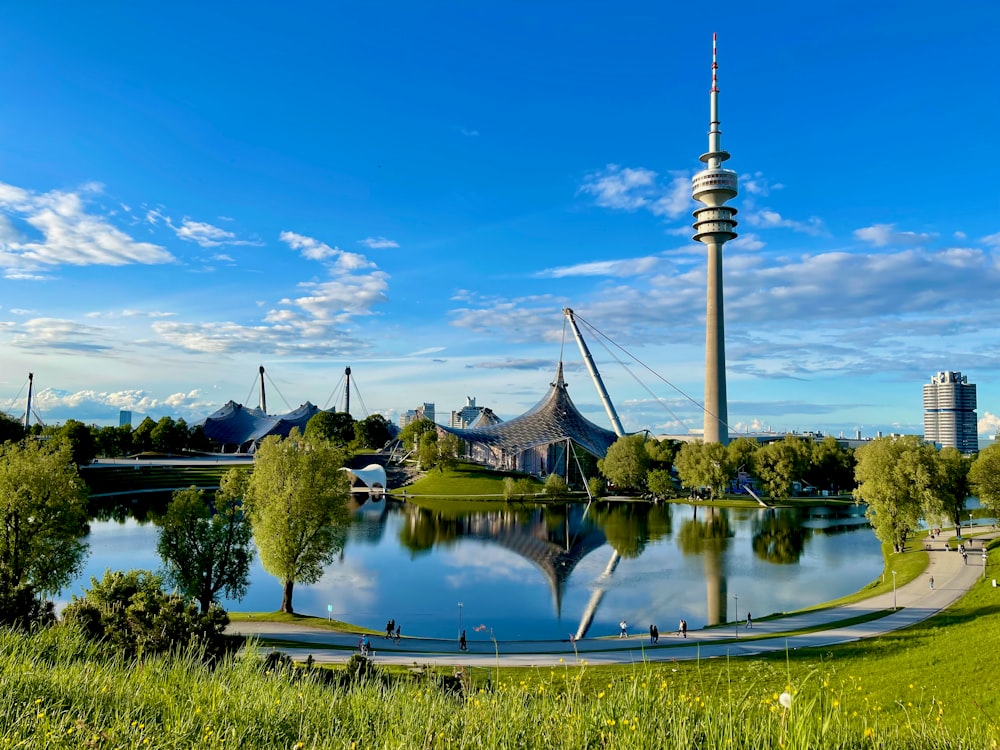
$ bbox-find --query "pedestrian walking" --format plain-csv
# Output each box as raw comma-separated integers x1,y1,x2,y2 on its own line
394,624,401,642
385,619,394,639
459,630,467,651
679,619,687,638
619,619,628,638
746,612,752,629
929,576,934,589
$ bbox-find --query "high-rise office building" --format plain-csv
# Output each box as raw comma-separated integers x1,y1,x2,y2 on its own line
923,371,977,453
119,409,133,427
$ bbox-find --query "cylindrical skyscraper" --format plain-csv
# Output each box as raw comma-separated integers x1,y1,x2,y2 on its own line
692,33,738,445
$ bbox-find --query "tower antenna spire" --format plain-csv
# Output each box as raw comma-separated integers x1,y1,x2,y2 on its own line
692,33,739,444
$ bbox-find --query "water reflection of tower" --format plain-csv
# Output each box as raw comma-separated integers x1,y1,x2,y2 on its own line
692,34,738,445
677,505,732,626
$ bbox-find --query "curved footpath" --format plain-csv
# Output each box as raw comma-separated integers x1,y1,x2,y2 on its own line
227,533,993,668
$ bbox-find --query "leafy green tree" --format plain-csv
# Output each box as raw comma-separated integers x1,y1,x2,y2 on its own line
646,469,676,499
353,414,392,450
674,441,732,499
586,476,605,499
645,437,680,471
305,410,356,447
245,431,351,613
756,436,813,499
62,569,229,660
0,440,89,624
726,436,759,476
927,447,970,532
151,416,187,454
853,435,937,552
970,442,1000,516
598,435,650,493
0,413,25,445
132,417,157,453
543,473,568,498
155,473,254,613
54,419,98,465
805,436,856,494
399,418,436,451
417,430,440,470
437,433,462,471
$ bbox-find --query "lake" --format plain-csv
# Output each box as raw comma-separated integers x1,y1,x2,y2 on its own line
65,497,892,641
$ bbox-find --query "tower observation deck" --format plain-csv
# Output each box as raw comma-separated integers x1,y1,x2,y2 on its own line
692,33,738,445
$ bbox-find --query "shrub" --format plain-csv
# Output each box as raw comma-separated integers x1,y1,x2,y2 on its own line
62,569,230,661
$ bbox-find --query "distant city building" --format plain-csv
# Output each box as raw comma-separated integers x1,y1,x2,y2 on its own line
119,409,132,427
400,402,435,429
449,396,489,428
923,371,978,453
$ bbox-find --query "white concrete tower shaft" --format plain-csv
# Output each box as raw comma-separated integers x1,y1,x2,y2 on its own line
692,33,738,445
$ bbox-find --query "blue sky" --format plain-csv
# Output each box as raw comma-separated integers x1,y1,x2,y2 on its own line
2,2,999,440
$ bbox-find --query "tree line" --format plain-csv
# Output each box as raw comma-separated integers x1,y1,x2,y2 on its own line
0,409,395,464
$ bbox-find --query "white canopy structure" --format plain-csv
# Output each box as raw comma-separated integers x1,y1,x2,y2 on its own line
341,463,387,493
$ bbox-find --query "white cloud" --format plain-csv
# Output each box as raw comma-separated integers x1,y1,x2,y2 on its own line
744,209,825,236
981,232,1000,248
539,256,661,278
279,230,340,260
579,165,693,219
359,236,400,249
979,411,1000,437
0,180,174,277
740,171,783,196
854,223,936,247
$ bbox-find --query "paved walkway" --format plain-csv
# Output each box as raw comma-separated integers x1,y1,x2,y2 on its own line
227,532,993,668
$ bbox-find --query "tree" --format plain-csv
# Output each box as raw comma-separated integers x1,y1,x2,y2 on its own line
598,435,650,493
0,413,25,446
417,430,440,470
305,410,356,447
927,447,970,531
132,417,157,453
399,418,436,451
674,441,732,499
151,416,186,454
437,432,462,471
806,436,855,495
0,440,89,623
62,569,229,660
853,435,937,552
645,437,680,471
353,414,392,450
54,419,98,465
970,442,1000,516
756,436,813,499
726,436,759,476
646,469,676,499
155,472,254,613
245,431,351,613
543,473,568,498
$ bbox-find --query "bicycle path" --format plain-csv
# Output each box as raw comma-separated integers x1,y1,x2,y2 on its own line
226,533,993,667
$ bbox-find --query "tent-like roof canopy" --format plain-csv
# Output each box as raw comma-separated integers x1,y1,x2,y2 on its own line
341,463,388,491
201,401,320,450
442,363,619,458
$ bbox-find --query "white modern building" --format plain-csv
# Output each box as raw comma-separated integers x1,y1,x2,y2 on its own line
923,371,978,453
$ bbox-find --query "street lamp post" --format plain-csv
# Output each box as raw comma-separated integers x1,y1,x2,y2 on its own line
458,602,463,640
969,512,974,535
733,594,739,640
892,570,897,610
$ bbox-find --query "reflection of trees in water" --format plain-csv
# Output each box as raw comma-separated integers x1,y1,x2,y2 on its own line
677,506,732,626
347,495,389,545
587,503,672,558
397,509,461,555
88,491,172,524
751,509,808,564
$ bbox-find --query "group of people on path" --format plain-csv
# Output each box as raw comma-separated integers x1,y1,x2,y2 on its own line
384,618,401,642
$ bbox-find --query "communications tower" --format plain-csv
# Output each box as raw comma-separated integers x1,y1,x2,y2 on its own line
692,33,738,445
